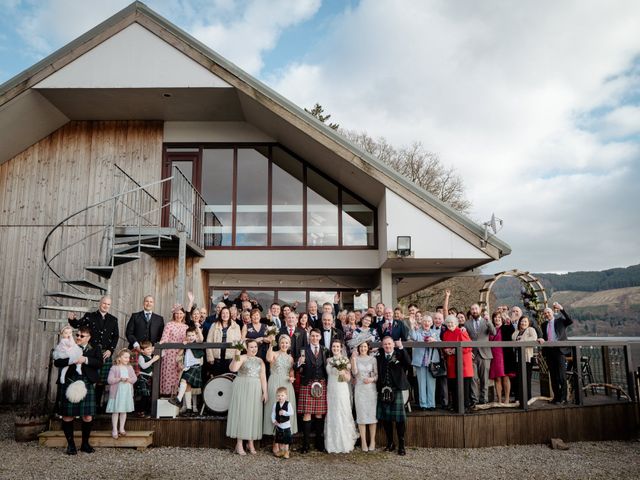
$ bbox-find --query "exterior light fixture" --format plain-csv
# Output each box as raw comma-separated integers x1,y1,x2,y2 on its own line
396,236,411,257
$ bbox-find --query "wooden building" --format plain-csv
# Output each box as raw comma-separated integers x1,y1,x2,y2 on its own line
0,2,510,403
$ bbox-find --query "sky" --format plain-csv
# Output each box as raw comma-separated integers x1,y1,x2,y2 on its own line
1,0,639,274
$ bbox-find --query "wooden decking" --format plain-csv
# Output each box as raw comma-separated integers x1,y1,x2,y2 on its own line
39,430,154,450
46,399,639,449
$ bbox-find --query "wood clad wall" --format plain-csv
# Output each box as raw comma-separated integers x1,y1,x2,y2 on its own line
0,121,205,403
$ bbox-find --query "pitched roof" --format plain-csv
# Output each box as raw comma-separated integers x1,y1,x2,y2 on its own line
0,1,510,260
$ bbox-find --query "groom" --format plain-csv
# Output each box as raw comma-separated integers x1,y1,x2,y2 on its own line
296,329,328,453
376,336,410,455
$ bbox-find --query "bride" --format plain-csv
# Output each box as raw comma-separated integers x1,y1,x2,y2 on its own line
325,339,358,453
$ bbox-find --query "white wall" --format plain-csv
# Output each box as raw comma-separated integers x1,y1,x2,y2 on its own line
35,23,231,89
164,121,275,143
384,188,489,260
201,249,379,270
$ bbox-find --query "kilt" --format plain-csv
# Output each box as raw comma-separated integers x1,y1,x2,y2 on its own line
131,351,141,375
275,426,293,445
99,356,112,384
135,374,152,397
181,365,203,389
297,380,327,415
58,379,97,417
376,391,406,422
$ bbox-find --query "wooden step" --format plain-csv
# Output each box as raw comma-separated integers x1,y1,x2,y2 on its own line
85,266,114,279
45,291,103,302
61,278,107,292
39,430,154,450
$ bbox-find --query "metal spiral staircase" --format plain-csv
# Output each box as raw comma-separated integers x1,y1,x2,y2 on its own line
38,164,205,330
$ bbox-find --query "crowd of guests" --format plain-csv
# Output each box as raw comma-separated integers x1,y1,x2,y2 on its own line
54,289,574,456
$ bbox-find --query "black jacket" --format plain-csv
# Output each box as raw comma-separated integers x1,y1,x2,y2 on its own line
319,327,344,348
54,343,103,384
297,344,328,385
376,347,411,392
541,310,574,355
125,311,165,349
277,326,308,360
69,310,119,353
376,319,409,342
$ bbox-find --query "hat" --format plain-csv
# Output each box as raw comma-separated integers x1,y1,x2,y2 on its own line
347,330,374,349
172,303,184,314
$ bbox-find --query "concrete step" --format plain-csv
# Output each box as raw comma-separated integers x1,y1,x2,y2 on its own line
39,430,154,450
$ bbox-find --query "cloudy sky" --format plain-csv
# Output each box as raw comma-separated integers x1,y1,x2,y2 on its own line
1,0,639,274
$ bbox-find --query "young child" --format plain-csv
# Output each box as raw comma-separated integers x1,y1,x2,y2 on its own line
135,341,160,417
169,327,204,416
52,325,83,383
106,349,137,439
271,386,294,459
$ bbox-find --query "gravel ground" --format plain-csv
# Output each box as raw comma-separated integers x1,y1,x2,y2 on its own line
2,406,639,480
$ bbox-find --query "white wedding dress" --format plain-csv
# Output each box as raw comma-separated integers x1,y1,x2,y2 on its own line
324,361,358,453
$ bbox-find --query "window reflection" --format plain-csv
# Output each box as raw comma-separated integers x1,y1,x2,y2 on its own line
272,148,303,246
202,149,233,246
236,148,269,246
307,170,339,246
342,191,374,246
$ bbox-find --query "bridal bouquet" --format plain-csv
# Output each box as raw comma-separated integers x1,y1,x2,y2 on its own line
330,356,350,382
230,341,246,360
265,325,278,346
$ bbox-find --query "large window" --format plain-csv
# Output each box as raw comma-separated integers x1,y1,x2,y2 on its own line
168,144,376,248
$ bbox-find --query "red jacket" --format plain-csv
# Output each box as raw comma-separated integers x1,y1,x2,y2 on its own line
441,327,473,378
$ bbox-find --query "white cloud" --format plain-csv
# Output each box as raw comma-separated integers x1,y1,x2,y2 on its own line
268,0,640,272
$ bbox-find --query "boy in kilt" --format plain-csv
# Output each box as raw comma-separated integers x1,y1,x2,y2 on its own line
296,329,328,453
54,325,103,455
376,336,410,456
135,341,160,417
169,327,204,416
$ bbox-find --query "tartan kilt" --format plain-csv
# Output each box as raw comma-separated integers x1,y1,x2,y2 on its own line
131,351,141,375
297,380,327,415
275,426,293,445
181,365,203,389
57,379,97,417
135,374,152,397
376,391,406,422
99,356,112,384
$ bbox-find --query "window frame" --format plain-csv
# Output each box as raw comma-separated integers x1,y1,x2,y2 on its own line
164,142,378,250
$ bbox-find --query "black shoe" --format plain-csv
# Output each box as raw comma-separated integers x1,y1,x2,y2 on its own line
299,445,309,454
384,443,396,452
168,397,182,407
65,444,77,455
80,443,95,454
398,446,406,455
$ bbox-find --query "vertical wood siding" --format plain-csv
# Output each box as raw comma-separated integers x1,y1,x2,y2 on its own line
0,121,205,403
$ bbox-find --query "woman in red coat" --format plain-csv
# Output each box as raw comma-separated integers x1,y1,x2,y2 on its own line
441,315,474,411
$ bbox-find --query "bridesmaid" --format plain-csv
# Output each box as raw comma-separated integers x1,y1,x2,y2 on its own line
227,339,268,455
263,335,297,454
158,305,189,396
351,340,378,451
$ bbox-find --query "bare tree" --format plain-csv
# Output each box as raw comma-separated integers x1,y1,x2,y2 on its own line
306,103,471,213
342,130,471,213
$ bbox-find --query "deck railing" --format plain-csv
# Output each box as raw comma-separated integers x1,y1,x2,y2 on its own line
149,338,639,418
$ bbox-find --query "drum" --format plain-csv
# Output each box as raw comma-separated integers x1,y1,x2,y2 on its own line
203,373,236,413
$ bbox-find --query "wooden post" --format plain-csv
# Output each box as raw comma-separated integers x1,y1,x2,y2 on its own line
602,346,611,396
150,352,161,418
623,344,636,402
518,345,528,411
573,346,583,405
177,230,186,303
456,345,464,414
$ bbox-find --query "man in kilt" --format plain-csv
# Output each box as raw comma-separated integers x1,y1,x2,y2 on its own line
54,325,103,455
68,295,119,412
169,327,204,416
376,336,410,456
296,329,328,453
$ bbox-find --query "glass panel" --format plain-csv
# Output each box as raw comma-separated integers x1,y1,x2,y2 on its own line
209,289,241,311
272,148,304,246
236,148,269,246
310,291,337,311
209,289,274,314
276,290,307,314
342,191,374,246
172,161,193,184
306,170,339,246
202,149,233,246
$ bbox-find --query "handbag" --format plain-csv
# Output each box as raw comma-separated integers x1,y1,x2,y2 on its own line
428,348,447,377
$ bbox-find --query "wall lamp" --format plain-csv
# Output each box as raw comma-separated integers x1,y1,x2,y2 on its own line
396,236,412,257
